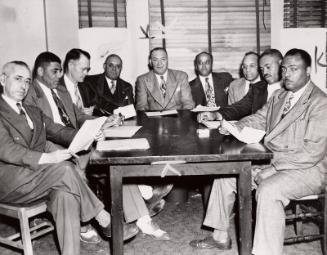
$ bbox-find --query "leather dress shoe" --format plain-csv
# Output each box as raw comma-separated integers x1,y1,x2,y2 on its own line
146,184,173,206
189,236,232,250
80,225,101,244
148,199,165,217
137,220,170,241
100,222,139,241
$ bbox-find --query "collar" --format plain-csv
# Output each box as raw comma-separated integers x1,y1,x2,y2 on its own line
154,71,168,82
2,94,21,113
64,74,77,89
199,73,213,85
289,79,310,103
105,76,116,87
246,76,261,86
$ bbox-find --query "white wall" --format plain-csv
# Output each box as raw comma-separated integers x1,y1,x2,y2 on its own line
0,0,79,70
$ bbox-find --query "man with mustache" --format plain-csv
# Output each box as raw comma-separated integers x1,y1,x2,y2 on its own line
197,49,283,122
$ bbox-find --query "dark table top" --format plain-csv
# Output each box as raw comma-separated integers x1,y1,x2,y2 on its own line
90,110,273,165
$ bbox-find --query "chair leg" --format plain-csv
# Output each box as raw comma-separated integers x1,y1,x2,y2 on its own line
18,210,33,255
295,204,303,236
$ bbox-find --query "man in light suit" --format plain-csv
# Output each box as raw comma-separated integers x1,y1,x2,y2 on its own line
190,51,232,107
197,49,282,122
190,49,327,255
228,51,261,104
84,54,134,115
24,51,169,241
0,61,139,255
135,47,194,111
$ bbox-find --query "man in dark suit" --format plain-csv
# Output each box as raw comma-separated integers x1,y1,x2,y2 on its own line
190,51,233,107
0,61,138,255
24,51,169,241
84,54,134,115
135,47,194,111
197,49,283,122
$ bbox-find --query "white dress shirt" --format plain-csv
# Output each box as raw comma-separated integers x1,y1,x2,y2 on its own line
2,94,34,129
105,77,116,92
245,76,261,95
199,73,214,93
155,71,168,87
288,80,309,110
267,81,282,101
37,80,64,125
64,75,83,106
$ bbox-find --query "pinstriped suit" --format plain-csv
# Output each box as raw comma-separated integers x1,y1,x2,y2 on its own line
204,81,327,255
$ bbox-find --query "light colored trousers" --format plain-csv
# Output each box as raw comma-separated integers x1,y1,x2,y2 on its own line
203,167,324,255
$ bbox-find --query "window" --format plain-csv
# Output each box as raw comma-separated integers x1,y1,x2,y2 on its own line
78,0,127,28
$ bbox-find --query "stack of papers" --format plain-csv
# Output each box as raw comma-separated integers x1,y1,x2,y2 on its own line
113,104,136,119
96,138,150,151
223,120,266,144
201,121,221,129
103,126,142,138
191,105,220,112
68,117,107,153
145,110,178,117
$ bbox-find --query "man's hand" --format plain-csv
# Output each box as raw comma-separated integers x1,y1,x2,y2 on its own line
254,166,277,185
94,130,105,141
218,119,230,135
81,105,95,116
197,112,221,123
38,149,72,164
102,114,123,129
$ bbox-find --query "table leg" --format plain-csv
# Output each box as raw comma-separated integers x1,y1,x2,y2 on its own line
237,163,252,255
109,166,123,255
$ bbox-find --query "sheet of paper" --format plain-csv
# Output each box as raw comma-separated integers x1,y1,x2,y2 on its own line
68,117,107,153
191,105,220,112
96,138,150,151
113,104,136,119
103,125,142,138
201,121,221,129
145,110,178,117
223,120,265,144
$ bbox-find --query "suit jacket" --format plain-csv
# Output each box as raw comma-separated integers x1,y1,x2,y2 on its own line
228,77,248,104
135,69,194,111
84,73,134,114
190,72,233,107
219,80,268,121
24,80,95,129
236,81,327,174
0,97,77,199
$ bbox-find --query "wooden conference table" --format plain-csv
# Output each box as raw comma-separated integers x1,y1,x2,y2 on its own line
90,110,273,255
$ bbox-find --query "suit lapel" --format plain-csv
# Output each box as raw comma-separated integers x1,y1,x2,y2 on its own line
0,98,32,145
145,71,164,108
163,70,178,107
24,105,43,146
265,83,314,142
31,81,55,120
57,81,78,128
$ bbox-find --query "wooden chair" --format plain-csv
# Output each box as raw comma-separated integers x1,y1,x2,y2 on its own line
284,186,327,255
0,199,54,255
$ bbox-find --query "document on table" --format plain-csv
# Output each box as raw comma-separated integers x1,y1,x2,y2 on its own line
222,120,265,144
145,110,178,117
68,117,107,153
201,121,221,129
113,104,136,119
103,125,142,138
96,138,150,151
191,105,220,112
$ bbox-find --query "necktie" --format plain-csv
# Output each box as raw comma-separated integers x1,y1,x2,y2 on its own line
205,78,216,107
110,80,116,94
160,75,166,98
74,85,83,109
51,89,74,128
281,93,294,118
16,103,28,124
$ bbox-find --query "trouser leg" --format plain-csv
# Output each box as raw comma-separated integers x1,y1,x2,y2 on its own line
253,169,323,255
123,184,149,223
203,177,236,231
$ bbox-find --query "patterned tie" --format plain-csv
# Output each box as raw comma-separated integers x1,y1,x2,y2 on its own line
205,78,216,107
281,93,294,118
110,80,116,94
16,103,28,124
51,89,74,128
160,75,166,98
74,85,83,109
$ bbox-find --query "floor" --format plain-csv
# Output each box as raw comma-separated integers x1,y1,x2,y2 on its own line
0,192,323,255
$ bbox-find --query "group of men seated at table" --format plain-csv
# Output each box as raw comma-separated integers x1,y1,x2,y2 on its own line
0,45,326,255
